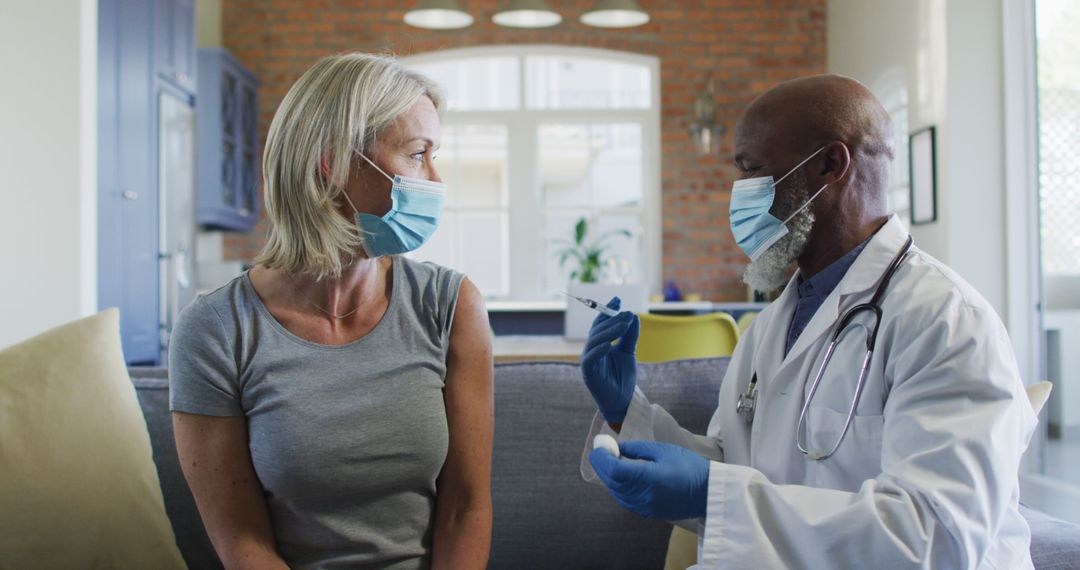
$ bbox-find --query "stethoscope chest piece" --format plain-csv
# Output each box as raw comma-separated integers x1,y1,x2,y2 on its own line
736,374,758,423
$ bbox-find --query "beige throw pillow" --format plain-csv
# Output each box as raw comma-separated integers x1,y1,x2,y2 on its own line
0,309,186,569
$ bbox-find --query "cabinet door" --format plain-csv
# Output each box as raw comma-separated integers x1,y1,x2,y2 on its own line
100,0,161,364
239,80,259,218
155,0,195,92
220,68,239,209
196,48,260,232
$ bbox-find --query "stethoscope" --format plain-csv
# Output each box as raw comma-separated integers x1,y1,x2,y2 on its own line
735,235,914,461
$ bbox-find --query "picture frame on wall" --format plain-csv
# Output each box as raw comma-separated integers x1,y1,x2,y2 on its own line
908,126,937,225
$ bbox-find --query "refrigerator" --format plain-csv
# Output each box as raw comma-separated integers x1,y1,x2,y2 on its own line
157,90,198,364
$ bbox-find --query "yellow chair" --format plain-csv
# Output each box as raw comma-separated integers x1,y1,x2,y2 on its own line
736,310,759,335
635,312,740,363
633,312,739,570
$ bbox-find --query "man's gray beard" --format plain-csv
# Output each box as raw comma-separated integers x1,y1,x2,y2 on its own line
742,176,815,294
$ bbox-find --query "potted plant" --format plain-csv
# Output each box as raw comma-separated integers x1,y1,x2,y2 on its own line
554,217,631,284
554,217,644,340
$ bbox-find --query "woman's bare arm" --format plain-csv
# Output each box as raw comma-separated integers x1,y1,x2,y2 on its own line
173,412,289,570
431,278,494,569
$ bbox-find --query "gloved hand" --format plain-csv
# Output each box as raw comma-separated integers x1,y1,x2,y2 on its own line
580,297,639,424
588,440,710,521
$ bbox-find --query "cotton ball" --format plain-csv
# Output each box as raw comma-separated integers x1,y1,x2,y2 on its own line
593,434,620,458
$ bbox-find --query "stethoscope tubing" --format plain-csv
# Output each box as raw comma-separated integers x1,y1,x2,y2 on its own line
737,235,915,461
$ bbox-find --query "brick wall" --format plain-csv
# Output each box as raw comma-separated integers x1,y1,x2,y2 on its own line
221,0,826,300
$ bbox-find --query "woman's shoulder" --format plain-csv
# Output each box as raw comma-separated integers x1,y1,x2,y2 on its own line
393,257,468,340
396,257,466,295
175,273,253,335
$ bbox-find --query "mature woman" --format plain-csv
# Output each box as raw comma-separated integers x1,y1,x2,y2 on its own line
169,53,493,569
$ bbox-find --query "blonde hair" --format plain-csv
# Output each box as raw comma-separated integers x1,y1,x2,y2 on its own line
256,52,442,279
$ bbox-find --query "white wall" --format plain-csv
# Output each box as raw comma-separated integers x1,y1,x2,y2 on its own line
828,0,1008,318
0,0,97,349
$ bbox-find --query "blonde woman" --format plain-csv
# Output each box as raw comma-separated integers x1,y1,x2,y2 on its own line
169,53,493,569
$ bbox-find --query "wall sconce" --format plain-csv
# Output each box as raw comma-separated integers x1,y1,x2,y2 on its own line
404,0,474,29
688,76,726,155
580,0,650,28
492,0,562,28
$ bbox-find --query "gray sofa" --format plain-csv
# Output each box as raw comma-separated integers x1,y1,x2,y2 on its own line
130,358,1080,569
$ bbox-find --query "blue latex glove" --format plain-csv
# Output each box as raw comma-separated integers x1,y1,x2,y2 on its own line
579,297,639,424
589,440,710,521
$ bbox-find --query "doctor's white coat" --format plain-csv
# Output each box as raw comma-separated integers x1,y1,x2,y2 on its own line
581,215,1037,569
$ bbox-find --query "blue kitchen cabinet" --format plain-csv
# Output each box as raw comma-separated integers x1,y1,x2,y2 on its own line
99,0,197,364
197,48,261,232
98,0,161,364
155,0,196,94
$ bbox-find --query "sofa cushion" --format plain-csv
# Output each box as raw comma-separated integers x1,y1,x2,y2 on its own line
489,358,727,569
1023,504,1080,570
0,310,185,569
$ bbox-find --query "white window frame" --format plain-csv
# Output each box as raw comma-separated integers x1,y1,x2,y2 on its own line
401,46,662,301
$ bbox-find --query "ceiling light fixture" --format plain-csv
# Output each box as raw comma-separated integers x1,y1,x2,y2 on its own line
492,0,562,28
404,0,474,30
580,0,650,28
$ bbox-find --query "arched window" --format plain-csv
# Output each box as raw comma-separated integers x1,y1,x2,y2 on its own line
402,46,661,301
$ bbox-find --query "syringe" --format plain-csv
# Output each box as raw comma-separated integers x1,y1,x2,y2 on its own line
560,291,620,317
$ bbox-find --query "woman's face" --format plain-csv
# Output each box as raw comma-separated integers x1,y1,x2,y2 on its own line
344,96,442,218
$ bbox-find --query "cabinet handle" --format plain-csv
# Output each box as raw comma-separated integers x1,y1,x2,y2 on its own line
122,190,139,200
239,208,251,217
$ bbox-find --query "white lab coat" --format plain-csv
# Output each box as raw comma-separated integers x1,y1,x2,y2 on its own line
581,215,1037,569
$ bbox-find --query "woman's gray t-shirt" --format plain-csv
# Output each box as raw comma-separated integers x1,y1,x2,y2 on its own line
168,256,465,569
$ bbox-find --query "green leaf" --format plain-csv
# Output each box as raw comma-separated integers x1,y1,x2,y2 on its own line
574,218,587,245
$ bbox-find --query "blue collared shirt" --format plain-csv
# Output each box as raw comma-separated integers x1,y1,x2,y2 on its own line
785,239,871,355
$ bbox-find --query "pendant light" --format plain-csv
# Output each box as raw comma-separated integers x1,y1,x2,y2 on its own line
404,0,474,30
580,0,650,28
493,0,562,28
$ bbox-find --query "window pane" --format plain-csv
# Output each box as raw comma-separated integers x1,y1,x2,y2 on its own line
539,123,643,209
539,125,591,207
545,212,589,292
1040,91,1080,276
590,124,643,209
525,55,650,109
457,212,508,296
593,214,643,285
407,57,519,111
887,107,910,228
440,125,508,208
543,213,641,295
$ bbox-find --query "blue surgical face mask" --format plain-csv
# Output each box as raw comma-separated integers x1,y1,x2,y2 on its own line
729,146,829,261
343,153,446,258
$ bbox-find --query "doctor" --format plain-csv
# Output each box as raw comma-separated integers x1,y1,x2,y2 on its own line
580,75,1037,568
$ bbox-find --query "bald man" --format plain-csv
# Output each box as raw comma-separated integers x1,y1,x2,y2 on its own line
578,75,1036,568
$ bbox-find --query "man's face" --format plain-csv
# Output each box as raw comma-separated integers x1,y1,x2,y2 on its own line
733,111,806,219
732,111,817,292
